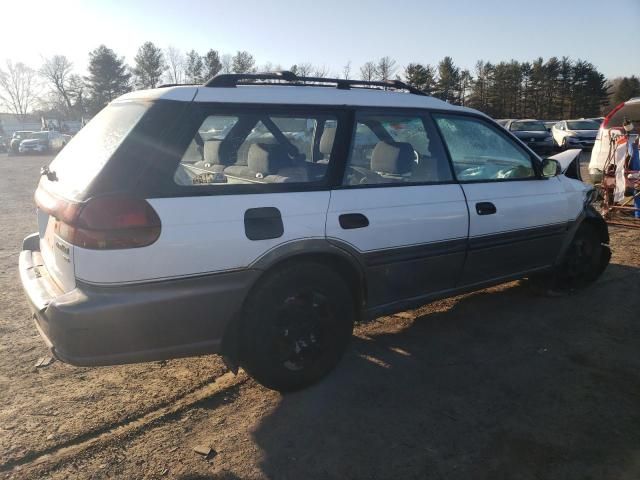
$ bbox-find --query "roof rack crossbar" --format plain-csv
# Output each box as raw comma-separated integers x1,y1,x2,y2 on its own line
203,71,426,96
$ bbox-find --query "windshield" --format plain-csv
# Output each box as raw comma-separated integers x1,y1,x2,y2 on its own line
567,120,599,130
47,101,148,199
13,132,33,140
31,132,48,141
510,121,547,132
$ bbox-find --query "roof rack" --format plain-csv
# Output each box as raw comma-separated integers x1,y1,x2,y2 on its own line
202,71,426,96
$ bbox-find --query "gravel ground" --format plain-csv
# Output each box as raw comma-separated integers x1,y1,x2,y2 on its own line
1,152,639,480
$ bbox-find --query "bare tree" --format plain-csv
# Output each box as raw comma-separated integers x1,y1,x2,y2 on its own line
221,54,233,74
40,55,74,110
312,65,329,78
0,60,39,116
376,56,397,82
342,61,352,79
360,61,377,82
296,63,313,77
165,46,184,83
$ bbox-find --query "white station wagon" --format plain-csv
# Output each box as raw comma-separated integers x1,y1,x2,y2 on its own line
19,72,611,391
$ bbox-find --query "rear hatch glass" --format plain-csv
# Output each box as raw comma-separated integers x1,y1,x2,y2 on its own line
44,101,149,200
37,101,148,292
608,102,640,128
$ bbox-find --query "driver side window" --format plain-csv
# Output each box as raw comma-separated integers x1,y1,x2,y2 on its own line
343,113,452,186
434,115,535,182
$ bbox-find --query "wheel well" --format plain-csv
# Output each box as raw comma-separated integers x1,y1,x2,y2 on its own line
220,252,366,367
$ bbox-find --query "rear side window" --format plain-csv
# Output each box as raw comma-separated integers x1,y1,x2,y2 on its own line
174,110,338,186
434,115,535,182
47,102,149,199
343,113,452,186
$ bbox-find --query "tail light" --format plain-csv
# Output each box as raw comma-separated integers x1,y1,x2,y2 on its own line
35,188,161,250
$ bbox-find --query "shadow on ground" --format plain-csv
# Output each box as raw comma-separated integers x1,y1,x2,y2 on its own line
252,264,640,480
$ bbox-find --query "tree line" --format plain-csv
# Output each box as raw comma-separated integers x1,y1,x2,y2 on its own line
0,41,637,121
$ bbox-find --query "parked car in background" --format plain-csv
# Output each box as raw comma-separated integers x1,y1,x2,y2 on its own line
503,119,555,155
495,119,508,127
589,97,640,183
18,131,66,154
19,72,609,392
551,119,600,150
543,121,560,132
8,131,35,155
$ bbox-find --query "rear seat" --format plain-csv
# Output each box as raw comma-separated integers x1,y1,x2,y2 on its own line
225,143,310,183
193,140,229,173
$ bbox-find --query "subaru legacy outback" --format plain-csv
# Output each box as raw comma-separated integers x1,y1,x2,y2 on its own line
19,72,611,391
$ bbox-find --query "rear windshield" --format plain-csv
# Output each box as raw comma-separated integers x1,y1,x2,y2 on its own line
47,102,148,199
510,121,546,132
608,102,640,128
567,120,599,130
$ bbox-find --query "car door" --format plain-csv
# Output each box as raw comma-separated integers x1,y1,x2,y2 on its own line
326,111,469,308
433,114,570,287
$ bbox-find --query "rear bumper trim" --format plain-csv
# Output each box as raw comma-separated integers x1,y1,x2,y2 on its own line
19,245,259,366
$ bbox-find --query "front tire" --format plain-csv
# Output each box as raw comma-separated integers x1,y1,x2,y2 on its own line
239,261,355,392
546,223,609,291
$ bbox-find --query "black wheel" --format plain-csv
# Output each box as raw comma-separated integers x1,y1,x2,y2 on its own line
551,223,609,291
240,261,355,392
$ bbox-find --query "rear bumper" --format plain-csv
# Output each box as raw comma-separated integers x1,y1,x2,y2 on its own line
19,236,259,366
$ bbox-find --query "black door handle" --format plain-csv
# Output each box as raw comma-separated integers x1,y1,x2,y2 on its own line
476,202,497,215
339,213,369,229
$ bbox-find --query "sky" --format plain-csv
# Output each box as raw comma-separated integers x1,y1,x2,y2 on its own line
0,0,638,79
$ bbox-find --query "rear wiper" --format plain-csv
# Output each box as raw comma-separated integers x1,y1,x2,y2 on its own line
40,165,58,182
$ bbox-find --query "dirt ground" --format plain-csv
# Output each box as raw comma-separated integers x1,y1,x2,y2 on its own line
1,153,639,480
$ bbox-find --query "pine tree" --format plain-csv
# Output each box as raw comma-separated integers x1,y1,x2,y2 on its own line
435,56,460,103
184,50,204,83
232,51,255,74
404,63,436,94
204,50,222,80
85,45,131,112
133,41,166,89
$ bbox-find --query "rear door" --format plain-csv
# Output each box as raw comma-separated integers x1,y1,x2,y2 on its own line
326,111,469,308
434,114,570,286
73,105,344,285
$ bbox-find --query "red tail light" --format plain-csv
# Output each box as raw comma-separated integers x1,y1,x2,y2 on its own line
35,188,161,250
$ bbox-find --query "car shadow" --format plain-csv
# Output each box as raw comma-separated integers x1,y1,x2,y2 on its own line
251,264,640,479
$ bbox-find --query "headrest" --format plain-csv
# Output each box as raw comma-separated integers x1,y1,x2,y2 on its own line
248,143,289,175
319,127,336,155
370,141,413,175
203,140,223,165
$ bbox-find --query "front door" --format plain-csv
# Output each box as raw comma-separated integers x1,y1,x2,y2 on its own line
433,114,570,286
326,111,469,308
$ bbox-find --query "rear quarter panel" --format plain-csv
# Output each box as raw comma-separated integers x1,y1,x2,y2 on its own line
73,192,331,284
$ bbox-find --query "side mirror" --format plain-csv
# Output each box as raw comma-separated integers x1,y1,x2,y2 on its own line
541,158,561,177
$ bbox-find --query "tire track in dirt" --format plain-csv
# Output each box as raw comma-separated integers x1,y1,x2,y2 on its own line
1,371,247,476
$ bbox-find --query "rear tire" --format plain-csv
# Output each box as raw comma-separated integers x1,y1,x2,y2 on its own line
239,261,355,392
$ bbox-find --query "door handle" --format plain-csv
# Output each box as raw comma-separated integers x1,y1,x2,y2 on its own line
339,213,369,229
475,202,497,215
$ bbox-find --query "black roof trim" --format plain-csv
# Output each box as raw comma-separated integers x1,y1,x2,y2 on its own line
202,71,426,96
